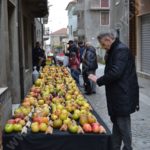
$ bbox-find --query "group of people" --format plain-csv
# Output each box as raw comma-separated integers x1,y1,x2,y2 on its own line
32,31,140,150
65,40,98,95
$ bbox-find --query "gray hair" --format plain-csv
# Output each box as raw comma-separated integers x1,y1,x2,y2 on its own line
97,30,117,41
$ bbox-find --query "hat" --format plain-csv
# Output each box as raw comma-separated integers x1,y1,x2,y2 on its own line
67,40,74,44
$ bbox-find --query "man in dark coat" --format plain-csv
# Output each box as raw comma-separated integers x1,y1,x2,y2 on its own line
82,42,98,95
32,42,46,71
88,32,139,150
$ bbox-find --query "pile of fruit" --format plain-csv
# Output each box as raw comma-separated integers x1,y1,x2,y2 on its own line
4,66,106,134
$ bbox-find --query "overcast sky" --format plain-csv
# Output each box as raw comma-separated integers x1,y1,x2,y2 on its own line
47,0,71,32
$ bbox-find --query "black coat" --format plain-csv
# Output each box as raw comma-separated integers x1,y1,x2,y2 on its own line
97,39,139,117
32,47,46,67
82,46,98,73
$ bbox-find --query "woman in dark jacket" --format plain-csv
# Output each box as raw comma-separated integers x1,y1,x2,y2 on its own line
89,33,139,150
82,43,98,94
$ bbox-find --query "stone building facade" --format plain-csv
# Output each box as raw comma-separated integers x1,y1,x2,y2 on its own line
0,0,48,133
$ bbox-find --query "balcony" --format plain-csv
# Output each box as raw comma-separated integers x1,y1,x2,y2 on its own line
26,0,48,17
43,28,50,41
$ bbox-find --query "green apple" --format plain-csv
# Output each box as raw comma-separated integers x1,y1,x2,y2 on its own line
63,118,72,126
69,125,78,133
5,124,14,133
72,113,79,120
51,114,58,121
39,123,48,132
59,113,68,121
53,119,63,129
13,124,22,132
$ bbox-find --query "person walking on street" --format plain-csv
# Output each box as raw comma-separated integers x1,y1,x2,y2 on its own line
32,42,46,71
82,42,98,95
88,32,139,150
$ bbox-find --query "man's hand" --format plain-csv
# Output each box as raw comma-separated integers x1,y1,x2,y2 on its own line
88,74,97,83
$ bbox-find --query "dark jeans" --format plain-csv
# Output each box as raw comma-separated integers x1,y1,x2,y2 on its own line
111,116,132,150
71,69,80,84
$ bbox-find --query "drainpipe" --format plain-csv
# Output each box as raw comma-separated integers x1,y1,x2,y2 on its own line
40,18,44,48
18,0,24,99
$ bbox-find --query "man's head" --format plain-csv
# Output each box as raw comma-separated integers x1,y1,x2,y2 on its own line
36,42,41,48
97,32,116,51
78,41,84,47
67,40,74,47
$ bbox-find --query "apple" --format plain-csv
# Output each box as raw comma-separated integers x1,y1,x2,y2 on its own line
63,118,72,126
87,115,96,124
61,109,68,115
15,118,22,123
92,123,101,133
31,122,40,133
13,124,22,132
38,99,44,105
83,123,92,133
53,119,63,129
33,117,43,124
72,113,79,120
79,115,88,126
42,107,50,116
22,102,31,107
39,123,48,132
14,108,22,114
56,104,64,110
5,124,14,133
42,117,49,124
65,94,72,101
51,114,58,121
59,113,68,121
35,79,42,87
19,120,26,126
21,108,29,116
68,125,78,134
74,110,81,115
7,119,16,124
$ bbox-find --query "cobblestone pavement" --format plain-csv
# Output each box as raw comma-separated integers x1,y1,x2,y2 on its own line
83,64,150,150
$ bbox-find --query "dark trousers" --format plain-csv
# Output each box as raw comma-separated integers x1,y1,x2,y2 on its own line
111,116,132,150
82,70,96,93
71,69,80,84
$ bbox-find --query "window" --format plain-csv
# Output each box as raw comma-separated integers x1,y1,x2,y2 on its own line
101,12,109,25
100,0,109,8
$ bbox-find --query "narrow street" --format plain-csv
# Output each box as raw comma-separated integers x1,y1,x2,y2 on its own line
84,64,150,150
1,0,150,150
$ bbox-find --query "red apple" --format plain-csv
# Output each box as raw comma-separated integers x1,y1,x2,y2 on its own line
19,120,26,126
7,119,16,124
83,123,92,132
15,118,22,123
92,123,101,133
